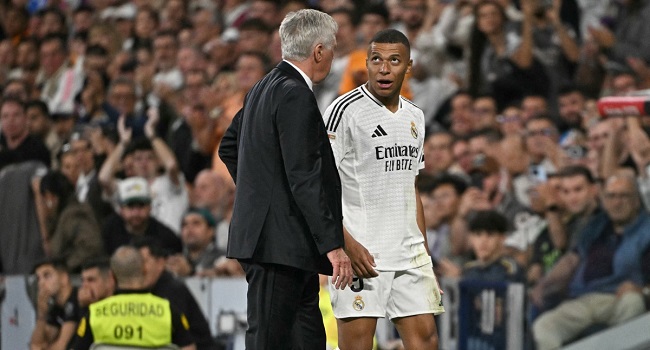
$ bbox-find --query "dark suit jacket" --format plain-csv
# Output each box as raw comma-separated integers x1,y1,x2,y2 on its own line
219,61,343,275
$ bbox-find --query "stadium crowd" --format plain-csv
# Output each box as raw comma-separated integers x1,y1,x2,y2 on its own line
0,0,650,349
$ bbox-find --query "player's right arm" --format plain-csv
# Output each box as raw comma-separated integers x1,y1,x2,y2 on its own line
343,226,378,278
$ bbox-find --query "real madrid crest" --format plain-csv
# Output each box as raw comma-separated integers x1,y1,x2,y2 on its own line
353,296,365,311
410,121,418,139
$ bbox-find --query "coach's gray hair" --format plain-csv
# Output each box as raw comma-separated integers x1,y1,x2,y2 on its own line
279,9,337,61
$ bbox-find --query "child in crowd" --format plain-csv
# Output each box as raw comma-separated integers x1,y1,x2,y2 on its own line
463,210,525,283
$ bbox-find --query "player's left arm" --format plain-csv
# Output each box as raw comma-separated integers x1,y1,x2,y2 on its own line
415,177,430,256
416,177,444,295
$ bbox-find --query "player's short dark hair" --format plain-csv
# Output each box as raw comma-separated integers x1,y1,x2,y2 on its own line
370,29,410,52
557,165,595,184
467,210,508,234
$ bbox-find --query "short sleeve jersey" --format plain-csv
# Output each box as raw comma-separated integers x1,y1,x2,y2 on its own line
323,84,429,271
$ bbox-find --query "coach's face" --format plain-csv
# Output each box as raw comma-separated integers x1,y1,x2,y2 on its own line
312,40,336,84
366,42,411,102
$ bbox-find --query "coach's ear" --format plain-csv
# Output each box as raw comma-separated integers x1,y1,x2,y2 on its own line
314,43,325,63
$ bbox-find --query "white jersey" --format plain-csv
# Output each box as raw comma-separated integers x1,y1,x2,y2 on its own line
323,84,429,271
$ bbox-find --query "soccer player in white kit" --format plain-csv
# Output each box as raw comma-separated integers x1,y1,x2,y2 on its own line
323,29,444,350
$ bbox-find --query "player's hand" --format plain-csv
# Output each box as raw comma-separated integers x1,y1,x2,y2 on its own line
327,247,353,290
344,235,378,279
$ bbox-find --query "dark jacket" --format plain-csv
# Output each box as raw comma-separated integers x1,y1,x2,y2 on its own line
219,61,344,275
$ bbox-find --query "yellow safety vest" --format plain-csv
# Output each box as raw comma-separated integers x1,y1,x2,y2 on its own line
88,293,173,347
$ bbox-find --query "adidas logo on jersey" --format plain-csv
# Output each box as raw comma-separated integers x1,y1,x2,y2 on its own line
371,125,388,138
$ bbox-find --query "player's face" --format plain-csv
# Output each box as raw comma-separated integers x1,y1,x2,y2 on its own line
366,42,411,105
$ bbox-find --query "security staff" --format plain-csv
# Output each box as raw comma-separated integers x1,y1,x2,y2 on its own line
71,246,196,350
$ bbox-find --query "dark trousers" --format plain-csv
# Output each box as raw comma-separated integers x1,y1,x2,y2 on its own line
241,262,326,350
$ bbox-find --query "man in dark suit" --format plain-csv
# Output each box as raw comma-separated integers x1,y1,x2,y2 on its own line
219,9,353,350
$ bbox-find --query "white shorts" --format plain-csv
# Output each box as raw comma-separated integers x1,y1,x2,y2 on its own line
329,262,445,320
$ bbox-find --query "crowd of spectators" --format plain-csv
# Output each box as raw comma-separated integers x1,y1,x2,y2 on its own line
1,0,650,349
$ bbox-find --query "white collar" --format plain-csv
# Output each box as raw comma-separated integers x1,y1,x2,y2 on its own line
283,60,313,91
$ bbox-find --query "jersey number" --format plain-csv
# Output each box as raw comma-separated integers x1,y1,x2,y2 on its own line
113,325,143,340
351,277,364,292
